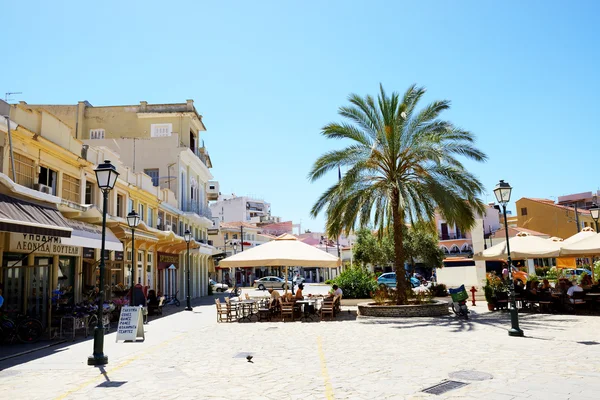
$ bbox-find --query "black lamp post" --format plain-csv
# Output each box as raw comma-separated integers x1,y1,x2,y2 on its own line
494,179,524,337
126,210,141,305
88,160,119,366
233,242,237,287
184,230,193,311
590,203,599,233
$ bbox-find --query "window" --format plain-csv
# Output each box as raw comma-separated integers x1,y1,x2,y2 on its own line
138,203,145,222
62,174,80,203
90,129,105,139
233,234,238,240
9,153,35,189
150,123,172,137
144,168,159,187
521,207,528,216
224,233,229,240
147,207,154,227
85,182,94,204
116,194,124,217
128,198,134,214
179,221,183,236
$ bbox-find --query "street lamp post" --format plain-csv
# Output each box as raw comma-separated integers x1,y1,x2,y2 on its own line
590,203,599,233
126,210,141,306
184,230,192,311
88,160,119,366
494,179,524,337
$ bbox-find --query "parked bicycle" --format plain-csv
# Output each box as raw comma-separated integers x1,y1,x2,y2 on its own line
165,291,181,307
0,313,44,344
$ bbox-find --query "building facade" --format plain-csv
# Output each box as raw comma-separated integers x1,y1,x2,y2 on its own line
210,194,275,224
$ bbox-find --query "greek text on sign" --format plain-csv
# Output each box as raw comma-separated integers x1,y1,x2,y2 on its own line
9,233,81,256
116,306,145,342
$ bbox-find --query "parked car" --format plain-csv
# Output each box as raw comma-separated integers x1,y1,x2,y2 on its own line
209,279,229,292
253,276,293,290
563,268,592,278
377,272,421,288
293,275,306,284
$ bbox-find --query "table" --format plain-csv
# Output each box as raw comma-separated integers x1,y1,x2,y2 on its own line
585,293,600,310
238,300,258,322
296,299,317,322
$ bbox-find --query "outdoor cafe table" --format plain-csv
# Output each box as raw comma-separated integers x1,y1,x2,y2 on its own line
238,300,258,322
585,292,600,309
296,299,318,322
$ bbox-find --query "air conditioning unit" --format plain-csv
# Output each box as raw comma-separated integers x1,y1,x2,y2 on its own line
165,224,172,232
35,184,52,195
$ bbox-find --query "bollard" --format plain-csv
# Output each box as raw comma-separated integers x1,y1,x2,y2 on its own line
470,286,477,306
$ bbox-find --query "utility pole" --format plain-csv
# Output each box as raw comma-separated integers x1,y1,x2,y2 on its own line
574,203,581,233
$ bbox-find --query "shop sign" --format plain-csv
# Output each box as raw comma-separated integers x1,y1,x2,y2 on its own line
157,252,179,269
9,233,81,257
116,306,145,342
103,250,111,260
83,247,95,259
115,251,124,261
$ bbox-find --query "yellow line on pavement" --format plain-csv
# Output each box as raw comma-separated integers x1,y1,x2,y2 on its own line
55,333,187,400
317,336,334,400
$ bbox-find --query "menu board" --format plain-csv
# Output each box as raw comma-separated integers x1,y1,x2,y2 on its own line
116,306,145,342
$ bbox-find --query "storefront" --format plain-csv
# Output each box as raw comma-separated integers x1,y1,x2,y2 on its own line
157,252,179,297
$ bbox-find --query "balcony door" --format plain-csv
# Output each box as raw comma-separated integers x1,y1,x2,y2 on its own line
440,223,449,240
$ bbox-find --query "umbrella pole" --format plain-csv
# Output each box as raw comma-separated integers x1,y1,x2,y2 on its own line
284,266,288,294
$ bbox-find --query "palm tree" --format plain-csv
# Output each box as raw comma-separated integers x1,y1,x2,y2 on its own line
309,84,487,304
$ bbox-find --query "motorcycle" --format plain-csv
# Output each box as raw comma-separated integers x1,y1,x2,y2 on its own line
448,285,470,319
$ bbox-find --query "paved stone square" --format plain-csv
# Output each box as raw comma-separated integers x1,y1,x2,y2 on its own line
1,297,599,400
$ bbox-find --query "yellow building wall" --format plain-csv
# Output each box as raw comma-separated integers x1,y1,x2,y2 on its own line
516,198,594,240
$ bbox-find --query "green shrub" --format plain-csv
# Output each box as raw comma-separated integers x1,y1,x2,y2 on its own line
535,266,550,277
324,279,333,285
331,266,378,299
429,283,448,297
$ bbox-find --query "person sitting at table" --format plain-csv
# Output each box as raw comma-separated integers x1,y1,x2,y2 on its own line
581,274,593,290
267,288,281,308
541,279,552,292
147,289,159,315
295,284,304,300
567,279,584,304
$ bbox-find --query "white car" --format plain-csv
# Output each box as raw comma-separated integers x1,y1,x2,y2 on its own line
210,279,229,292
253,276,293,290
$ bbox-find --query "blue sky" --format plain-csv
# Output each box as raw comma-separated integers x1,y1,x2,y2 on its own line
2,1,599,232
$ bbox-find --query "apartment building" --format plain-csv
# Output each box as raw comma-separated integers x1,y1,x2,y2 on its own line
515,197,595,239
210,194,276,224
24,99,218,296
0,101,213,329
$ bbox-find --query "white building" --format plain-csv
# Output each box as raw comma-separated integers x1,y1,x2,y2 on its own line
210,194,279,225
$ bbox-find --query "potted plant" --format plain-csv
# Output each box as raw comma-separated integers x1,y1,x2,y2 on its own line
484,277,496,311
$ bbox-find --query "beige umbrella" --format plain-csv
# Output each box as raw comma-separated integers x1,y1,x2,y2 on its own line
561,226,596,245
219,233,341,292
559,232,600,256
473,232,562,260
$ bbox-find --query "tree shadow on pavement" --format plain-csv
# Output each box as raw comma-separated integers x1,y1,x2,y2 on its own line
358,310,569,335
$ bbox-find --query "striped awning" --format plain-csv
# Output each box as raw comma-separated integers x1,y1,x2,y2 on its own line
0,194,72,238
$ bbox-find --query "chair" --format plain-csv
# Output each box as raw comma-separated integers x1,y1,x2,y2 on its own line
215,299,231,322
321,300,335,321
333,295,342,315
257,303,271,322
571,291,587,313
281,300,294,322
224,297,240,320
148,296,165,316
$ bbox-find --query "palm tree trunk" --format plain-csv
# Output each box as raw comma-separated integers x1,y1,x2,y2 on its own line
392,189,408,304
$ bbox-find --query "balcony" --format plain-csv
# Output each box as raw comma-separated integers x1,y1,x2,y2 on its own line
181,202,212,220
439,234,468,241
193,147,212,169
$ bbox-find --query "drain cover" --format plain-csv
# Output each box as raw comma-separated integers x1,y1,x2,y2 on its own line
96,381,127,388
578,341,600,346
422,380,468,395
449,370,493,381
233,352,253,358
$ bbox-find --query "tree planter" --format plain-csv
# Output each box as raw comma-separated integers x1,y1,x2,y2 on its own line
487,303,496,311
357,300,449,318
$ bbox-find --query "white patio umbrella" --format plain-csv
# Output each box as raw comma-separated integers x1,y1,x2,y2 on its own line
473,232,562,260
561,226,597,245
559,232,600,256
219,233,341,292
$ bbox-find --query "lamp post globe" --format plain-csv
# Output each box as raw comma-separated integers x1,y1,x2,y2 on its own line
88,160,119,366
184,230,193,311
127,210,141,306
494,179,524,337
590,203,600,232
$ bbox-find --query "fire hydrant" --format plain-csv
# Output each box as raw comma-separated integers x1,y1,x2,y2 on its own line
470,286,477,306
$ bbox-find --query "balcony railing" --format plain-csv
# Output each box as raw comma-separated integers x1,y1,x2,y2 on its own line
181,202,212,219
439,234,468,240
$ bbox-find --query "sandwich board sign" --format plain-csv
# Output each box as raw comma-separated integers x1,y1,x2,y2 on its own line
116,306,145,342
